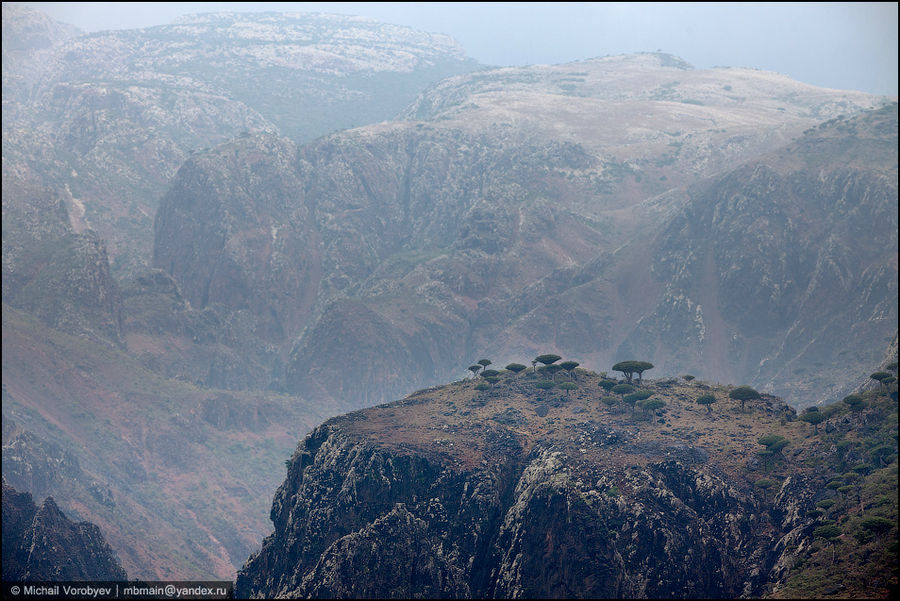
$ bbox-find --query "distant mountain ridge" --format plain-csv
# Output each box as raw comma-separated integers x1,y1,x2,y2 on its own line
2,6,481,274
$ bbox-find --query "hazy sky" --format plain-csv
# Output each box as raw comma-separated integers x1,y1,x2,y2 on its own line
19,2,899,96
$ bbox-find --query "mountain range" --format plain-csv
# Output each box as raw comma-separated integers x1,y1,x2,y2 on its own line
2,4,897,587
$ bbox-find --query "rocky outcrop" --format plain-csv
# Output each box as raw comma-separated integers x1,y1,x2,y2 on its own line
2,481,127,581
2,178,123,345
152,125,606,401
235,378,820,599
152,134,315,344
1,429,85,503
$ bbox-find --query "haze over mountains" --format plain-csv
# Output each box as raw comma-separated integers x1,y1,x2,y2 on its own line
2,3,897,585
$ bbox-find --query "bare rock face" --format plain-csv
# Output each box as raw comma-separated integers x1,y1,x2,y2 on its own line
2,178,123,345
153,134,315,343
235,429,761,598
235,384,782,599
152,98,896,410
235,421,518,598
617,104,898,404
1,430,84,503
2,8,480,274
236,371,899,598
2,481,127,581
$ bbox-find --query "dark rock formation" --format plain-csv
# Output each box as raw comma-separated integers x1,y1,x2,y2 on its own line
235,380,802,599
2,481,127,581
236,424,769,598
236,370,898,598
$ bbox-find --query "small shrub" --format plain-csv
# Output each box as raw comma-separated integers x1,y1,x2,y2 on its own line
598,380,616,391
813,524,842,541
696,394,717,413
559,382,578,395
611,383,635,396
854,528,875,544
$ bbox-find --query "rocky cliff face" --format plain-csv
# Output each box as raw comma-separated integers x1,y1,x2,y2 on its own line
151,64,896,407
236,370,898,598
617,105,898,404
2,481,127,581
2,178,123,345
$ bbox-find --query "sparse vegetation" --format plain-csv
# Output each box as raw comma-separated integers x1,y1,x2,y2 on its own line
637,398,665,420
611,383,635,398
757,433,789,471
813,524,842,564
843,394,866,424
755,478,776,490
544,364,565,379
